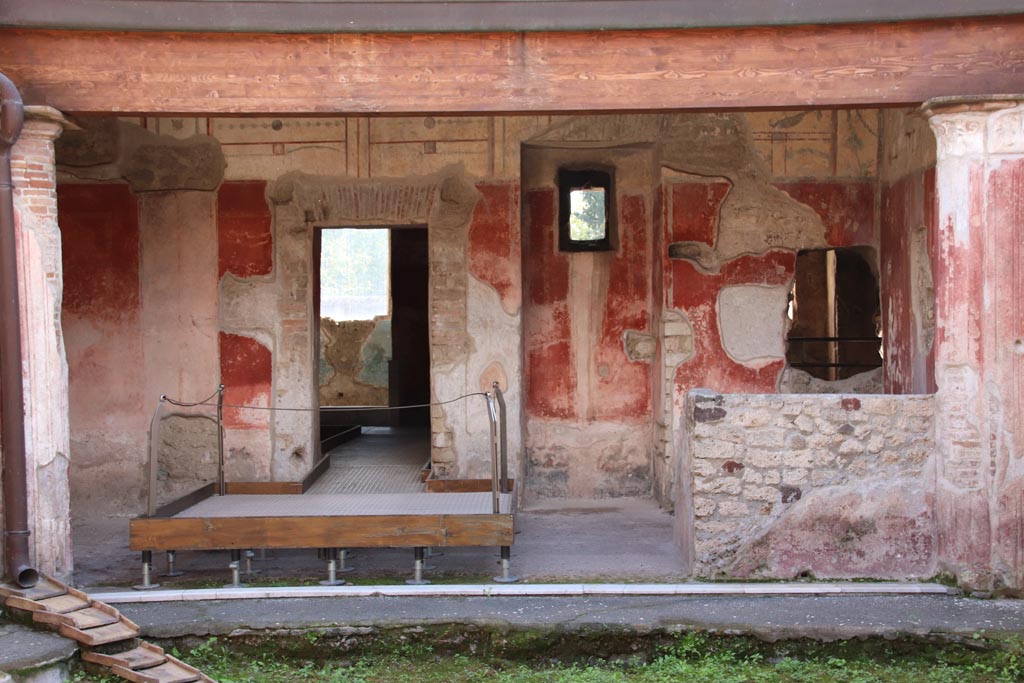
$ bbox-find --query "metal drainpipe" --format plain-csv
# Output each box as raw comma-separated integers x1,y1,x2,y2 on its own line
0,71,38,588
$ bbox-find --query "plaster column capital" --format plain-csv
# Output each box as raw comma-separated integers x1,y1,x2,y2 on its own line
19,106,69,142
921,95,1024,158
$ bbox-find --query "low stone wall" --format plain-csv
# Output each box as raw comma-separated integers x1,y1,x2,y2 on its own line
683,390,936,580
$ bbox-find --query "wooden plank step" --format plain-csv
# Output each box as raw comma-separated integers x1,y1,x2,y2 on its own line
111,656,203,683
60,618,140,646
0,576,67,602
37,592,91,614
3,582,91,615
34,599,122,628
82,642,166,671
57,606,121,630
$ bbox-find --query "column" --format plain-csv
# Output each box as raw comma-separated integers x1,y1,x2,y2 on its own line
10,106,73,581
924,96,1024,593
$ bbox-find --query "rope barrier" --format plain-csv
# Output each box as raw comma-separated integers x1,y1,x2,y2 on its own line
162,391,488,413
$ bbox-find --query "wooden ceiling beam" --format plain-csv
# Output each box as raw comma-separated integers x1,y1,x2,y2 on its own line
2,17,1024,114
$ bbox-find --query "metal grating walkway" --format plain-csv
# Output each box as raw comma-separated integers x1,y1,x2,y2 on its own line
307,464,426,494
306,426,429,494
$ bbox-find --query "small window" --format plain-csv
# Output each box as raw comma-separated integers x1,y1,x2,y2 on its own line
558,168,614,252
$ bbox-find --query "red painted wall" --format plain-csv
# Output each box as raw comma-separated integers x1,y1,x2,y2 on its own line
59,184,140,320
669,181,730,246
776,181,877,248
218,181,272,278
58,184,145,427
671,251,796,393
468,182,521,313
664,177,877,397
523,188,575,420
522,184,654,424
217,182,274,429
880,168,937,394
219,332,272,429
592,194,652,420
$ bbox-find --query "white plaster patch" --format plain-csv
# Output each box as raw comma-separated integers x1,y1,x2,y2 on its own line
717,285,788,365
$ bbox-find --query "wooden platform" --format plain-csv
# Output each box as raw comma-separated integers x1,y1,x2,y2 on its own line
130,489,515,552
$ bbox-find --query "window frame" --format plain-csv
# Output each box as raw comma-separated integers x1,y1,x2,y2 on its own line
558,167,615,252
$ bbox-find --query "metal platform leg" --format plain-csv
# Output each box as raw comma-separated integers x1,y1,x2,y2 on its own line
493,546,518,583
133,551,161,591
406,547,430,585
423,546,438,571
338,548,356,574
164,550,184,578
224,550,248,588
319,548,348,586
243,549,261,576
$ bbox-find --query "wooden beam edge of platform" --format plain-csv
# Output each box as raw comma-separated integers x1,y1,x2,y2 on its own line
425,478,516,494
129,513,514,551
224,481,304,495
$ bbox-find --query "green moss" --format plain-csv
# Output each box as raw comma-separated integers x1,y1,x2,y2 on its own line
71,631,1024,683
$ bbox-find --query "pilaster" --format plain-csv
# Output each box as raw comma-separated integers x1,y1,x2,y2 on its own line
923,96,1024,593
10,106,73,581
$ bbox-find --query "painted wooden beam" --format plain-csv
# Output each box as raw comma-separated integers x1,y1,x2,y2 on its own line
3,17,1024,114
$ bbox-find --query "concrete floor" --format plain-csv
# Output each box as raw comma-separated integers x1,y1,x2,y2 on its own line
72,428,685,589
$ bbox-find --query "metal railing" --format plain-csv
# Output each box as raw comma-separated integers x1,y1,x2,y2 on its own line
787,336,882,373
485,381,511,514
146,384,508,517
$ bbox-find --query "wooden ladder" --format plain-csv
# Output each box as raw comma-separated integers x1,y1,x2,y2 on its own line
0,576,215,683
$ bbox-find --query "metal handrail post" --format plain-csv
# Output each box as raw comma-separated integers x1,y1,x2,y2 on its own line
216,384,226,496
146,397,166,517
492,381,509,494
486,391,500,514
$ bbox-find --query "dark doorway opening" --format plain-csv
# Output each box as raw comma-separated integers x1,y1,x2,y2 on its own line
389,228,431,427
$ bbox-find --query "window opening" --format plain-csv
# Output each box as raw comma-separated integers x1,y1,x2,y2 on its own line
558,168,614,252
786,247,882,381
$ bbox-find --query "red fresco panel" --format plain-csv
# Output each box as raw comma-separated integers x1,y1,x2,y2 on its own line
523,188,575,419
58,184,140,319
880,173,915,394
672,251,796,394
669,180,730,247
468,182,521,312
593,194,651,420
219,332,272,429
218,181,273,279
775,181,876,247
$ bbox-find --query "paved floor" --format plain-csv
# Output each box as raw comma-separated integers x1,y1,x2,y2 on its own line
114,594,1024,642
74,428,685,587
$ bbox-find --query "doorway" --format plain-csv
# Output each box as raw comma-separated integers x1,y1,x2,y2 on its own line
314,226,431,491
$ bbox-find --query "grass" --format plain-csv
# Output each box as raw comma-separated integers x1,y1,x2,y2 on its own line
71,632,1024,683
